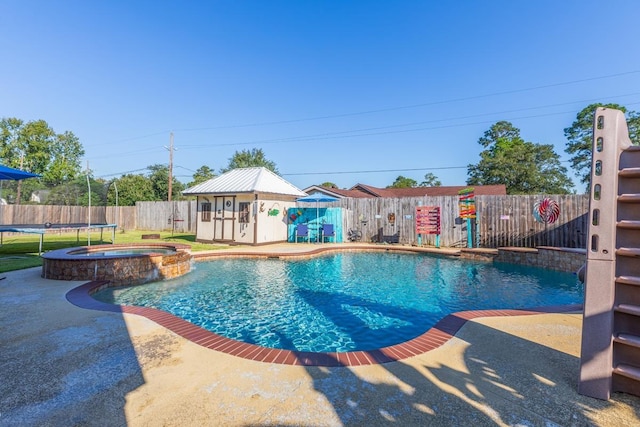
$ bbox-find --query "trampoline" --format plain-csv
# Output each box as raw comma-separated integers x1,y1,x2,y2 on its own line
0,223,117,254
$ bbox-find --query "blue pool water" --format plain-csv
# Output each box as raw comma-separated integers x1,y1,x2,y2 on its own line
93,252,583,352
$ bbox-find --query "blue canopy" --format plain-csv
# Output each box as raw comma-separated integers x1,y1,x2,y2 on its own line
0,165,40,181
296,194,339,203
295,194,340,242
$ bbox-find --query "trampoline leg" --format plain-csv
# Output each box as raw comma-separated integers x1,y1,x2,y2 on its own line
39,234,43,255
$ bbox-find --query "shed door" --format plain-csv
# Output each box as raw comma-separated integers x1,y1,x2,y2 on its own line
213,196,236,241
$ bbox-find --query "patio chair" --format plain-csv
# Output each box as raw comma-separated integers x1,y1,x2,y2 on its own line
320,224,335,243
295,224,310,243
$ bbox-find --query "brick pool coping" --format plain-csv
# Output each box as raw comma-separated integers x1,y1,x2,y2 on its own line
66,245,582,367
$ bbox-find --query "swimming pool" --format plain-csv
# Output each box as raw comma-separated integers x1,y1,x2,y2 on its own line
92,252,583,353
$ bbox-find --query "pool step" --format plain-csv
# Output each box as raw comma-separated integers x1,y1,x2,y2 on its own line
614,364,640,381
616,276,640,287
619,167,640,178
617,220,640,230
612,141,640,397
616,247,640,257
616,248,640,257
615,303,640,317
618,194,640,203
614,333,640,349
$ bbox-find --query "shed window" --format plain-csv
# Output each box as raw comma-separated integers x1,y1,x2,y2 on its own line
239,202,250,223
201,202,211,222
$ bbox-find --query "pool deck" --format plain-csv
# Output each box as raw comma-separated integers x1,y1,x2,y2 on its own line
2,243,639,425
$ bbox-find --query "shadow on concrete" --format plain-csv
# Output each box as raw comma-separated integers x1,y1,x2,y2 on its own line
301,320,639,425
0,268,145,425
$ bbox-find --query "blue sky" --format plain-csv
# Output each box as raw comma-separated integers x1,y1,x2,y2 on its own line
2,1,640,192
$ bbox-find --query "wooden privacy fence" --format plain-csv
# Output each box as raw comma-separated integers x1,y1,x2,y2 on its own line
0,202,196,233
0,195,589,248
475,195,589,248
0,204,134,229
105,206,137,230
335,194,589,248
136,201,196,233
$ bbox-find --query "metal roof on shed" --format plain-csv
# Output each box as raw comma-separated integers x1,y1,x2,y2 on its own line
182,167,307,197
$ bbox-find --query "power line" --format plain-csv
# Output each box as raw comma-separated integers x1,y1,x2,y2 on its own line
89,99,639,178
86,94,640,163
174,165,198,173
98,158,574,180
89,146,163,161
171,70,640,131
84,70,640,151
173,102,640,150
282,166,469,176
176,94,640,150
98,167,150,178
83,131,170,148
83,80,640,159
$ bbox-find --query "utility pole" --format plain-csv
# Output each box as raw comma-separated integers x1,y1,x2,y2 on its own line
165,132,175,202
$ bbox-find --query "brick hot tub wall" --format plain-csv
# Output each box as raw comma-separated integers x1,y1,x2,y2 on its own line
42,244,192,285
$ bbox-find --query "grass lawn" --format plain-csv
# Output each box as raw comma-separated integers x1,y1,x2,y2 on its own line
0,230,227,273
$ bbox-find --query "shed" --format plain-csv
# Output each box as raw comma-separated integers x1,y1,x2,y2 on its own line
182,167,307,245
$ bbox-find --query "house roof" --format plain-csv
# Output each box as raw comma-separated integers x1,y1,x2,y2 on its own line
303,183,507,199
350,183,507,198
183,167,307,197
302,185,372,199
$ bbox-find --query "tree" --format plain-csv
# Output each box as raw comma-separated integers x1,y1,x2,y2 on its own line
0,118,25,162
467,121,573,194
188,165,216,187
0,118,52,203
320,182,338,188
419,172,442,187
220,148,279,174
147,164,185,201
387,176,418,188
42,131,85,187
0,119,53,173
80,177,107,207
564,103,640,189
46,176,105,206
107,174,156,206
46,180,84,206
0,117,84,202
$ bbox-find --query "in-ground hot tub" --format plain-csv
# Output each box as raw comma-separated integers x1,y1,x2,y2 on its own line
42,243,192,285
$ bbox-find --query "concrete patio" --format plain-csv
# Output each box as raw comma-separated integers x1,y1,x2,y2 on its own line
1,247,639,426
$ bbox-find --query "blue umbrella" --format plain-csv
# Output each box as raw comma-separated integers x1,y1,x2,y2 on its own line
0,165,40,205
296,194,339,204
296,194,339,241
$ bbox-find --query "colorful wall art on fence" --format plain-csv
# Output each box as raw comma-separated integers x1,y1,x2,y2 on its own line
416,206,441,247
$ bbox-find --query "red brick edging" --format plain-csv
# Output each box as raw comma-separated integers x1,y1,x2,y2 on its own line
66,280,581,367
